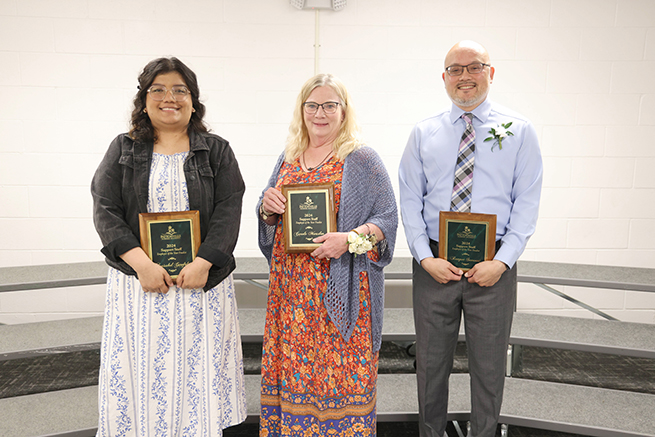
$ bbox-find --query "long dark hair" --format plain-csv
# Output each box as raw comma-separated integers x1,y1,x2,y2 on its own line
129,57,208,143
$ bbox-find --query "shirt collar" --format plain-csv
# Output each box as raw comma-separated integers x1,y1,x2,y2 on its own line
449,98,492,125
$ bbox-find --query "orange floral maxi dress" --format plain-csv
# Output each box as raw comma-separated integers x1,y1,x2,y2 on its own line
260,157,379,437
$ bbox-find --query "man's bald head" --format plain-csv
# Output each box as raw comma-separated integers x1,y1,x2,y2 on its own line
444,40,490,69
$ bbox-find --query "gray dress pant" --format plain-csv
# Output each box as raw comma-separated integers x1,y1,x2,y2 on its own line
413,241,517,437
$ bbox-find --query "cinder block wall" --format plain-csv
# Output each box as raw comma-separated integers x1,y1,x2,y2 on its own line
1,0,653,323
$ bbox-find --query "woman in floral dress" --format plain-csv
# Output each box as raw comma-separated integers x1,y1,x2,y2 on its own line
257,74,398,436
91,57,246,436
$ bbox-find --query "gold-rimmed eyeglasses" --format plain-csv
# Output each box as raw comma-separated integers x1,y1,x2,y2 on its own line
147,85,191,102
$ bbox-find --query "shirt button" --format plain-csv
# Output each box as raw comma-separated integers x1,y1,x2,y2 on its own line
189,175,196,181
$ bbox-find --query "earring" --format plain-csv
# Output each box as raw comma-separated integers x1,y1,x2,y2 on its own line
143,109,147,113
192,108,196,113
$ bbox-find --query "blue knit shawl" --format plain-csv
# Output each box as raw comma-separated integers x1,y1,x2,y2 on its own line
257,146,398,352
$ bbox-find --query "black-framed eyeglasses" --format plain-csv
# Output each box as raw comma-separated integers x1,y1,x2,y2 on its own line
147,85,191,102
303,101,340,114
445,63,490,76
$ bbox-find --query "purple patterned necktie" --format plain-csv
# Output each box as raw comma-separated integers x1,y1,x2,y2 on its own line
450,113,475,213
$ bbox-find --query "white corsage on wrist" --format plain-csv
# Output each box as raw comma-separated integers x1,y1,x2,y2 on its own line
347,230,377,256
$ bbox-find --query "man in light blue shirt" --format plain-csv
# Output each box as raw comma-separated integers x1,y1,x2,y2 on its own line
399,41,543,437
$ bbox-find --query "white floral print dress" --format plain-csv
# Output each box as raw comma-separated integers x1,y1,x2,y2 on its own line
97,152,246,437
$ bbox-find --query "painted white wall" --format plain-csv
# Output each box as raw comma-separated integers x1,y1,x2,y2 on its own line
1,0,653,323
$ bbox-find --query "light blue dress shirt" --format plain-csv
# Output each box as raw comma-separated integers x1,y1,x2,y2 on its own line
398,99,543,268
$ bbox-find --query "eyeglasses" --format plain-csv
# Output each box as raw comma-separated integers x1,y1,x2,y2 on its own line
445,63,490,76
303,101,340,114
147,85,191,102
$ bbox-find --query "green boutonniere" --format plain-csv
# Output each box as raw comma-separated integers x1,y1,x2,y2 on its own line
484,122,514,151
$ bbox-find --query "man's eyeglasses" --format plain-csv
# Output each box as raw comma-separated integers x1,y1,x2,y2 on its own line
303,101,340,114
445,63,490,77
147,85,191,102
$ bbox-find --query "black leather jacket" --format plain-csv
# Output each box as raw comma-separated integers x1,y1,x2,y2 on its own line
91,131,245,291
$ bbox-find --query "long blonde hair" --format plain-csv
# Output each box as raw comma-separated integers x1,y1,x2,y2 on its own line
284,74,362,163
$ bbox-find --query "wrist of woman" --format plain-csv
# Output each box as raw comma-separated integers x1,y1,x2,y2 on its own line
350,223,372,237
259,203,274,220
120,247,154,272
193,256,213,271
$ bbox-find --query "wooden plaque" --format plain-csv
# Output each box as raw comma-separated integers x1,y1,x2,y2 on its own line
438,211,497,272
139,210,201,279
281,182,336,253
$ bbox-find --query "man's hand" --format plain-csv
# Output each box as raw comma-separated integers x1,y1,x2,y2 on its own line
420,257,463,284
464,260,507,287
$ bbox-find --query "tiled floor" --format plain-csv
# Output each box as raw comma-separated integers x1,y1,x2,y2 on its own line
2,341,653,436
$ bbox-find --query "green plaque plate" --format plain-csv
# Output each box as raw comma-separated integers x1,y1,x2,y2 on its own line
139,210,201,278
439,211,497,271
282,182,336,253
